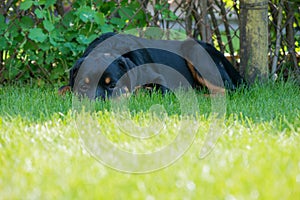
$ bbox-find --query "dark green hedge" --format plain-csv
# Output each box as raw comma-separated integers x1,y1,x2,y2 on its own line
0,0,149,86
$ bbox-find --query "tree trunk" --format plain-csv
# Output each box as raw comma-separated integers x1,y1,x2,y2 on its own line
199,0,211,43
240,0,269,83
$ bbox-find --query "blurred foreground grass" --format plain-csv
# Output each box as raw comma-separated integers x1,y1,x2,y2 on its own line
0,81,299,199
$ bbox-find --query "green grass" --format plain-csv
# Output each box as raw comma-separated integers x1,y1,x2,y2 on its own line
0,81,299,199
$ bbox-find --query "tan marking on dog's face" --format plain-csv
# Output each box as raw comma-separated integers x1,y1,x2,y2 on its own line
84,77,90,84
105,77,111,85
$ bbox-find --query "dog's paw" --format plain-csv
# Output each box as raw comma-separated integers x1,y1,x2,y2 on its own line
58,85,71,96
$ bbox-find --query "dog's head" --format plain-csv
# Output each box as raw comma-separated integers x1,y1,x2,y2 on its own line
59,53,137,100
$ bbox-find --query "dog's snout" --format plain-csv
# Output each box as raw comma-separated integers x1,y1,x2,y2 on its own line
95,86,109,100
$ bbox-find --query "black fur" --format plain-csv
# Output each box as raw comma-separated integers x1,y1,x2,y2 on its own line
63,32,246,99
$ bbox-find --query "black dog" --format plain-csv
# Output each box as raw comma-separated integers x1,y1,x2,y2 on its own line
59,32,245,99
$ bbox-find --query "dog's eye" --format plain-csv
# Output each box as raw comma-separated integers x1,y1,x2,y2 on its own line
84,77,90,84
105,77,111,85
104,76,115,89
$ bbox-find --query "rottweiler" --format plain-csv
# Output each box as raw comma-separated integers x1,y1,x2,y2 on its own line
59,32,245,99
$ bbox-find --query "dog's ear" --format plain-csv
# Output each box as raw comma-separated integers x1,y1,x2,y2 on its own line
112,57,137,93
117,57,136,72
70,57,85,88
58,85,71,95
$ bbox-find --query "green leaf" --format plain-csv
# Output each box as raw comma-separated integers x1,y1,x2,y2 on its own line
110,17,126,27
20,16,34,30
20,0,33,11
43,20,54,32
94,12,105,25
64,31,77,42
64,42,76,51
118,7,134,19
0,37,8,50
101,24,114,33
75,34,97,46
34,0,46,5
76,6,95,23
39,42,51,51
0,15,4,23
45,0,56,8
88,34,98,43
45,54,55,64
62,12,76,27
0,15,8,31
34,9,45,19
28,51,39,60
28,28,47,43
49,31,65,42
10,24,20,38
154,4,163,10
76,35,90,45
49,36,58,46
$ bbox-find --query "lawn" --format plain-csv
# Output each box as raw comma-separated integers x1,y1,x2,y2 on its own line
0,81,299,199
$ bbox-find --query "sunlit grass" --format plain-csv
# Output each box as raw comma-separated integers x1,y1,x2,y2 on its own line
0,81,299,199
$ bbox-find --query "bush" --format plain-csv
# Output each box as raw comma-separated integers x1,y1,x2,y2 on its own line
0,0,147,85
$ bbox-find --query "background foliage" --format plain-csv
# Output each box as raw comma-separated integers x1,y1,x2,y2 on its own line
0,0,299,85
0,0,148,85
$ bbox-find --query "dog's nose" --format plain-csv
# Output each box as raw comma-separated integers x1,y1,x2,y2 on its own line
95,87,107,100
